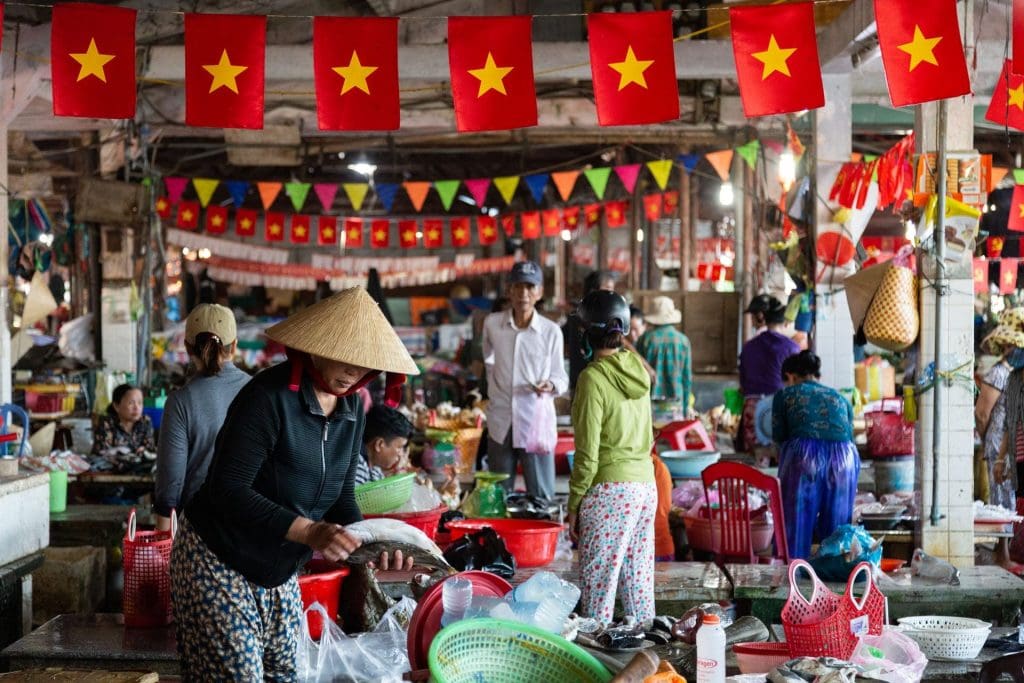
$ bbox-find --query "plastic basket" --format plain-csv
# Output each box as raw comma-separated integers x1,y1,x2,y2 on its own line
354,472,416,514
453,427,483,475
123,508,175,628
865,399,914,457
896,616,991,661
428,618,612,683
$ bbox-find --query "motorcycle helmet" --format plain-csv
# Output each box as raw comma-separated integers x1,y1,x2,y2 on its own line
577,290,630,335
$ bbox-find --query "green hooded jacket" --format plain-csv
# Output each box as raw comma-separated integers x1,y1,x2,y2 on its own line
569,349,655,513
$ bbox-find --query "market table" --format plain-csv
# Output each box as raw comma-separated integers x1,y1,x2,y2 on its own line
49,504,153,549
730,564,1024,626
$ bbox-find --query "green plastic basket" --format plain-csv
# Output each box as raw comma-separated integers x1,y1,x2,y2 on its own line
354,472,416,514
428,618,612,683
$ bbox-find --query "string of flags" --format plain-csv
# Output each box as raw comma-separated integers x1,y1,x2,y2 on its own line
40,0,981,131
974,257,1022,295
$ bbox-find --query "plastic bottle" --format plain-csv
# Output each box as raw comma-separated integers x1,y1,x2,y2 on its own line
696,614,726,683
1017,607,1024,645
440,576,473,626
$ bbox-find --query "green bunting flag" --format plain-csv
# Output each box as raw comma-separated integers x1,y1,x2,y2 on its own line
434,180,461,211
584,167,612,200
284,182,312,212
1014,169,1024,185
736,140,760,170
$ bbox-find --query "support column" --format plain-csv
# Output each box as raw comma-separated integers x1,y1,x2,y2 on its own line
0,125,9,406
678,162,691,292
812,72,855,391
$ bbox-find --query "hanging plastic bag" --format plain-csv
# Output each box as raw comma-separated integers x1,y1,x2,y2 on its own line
523,393,557,455
865,398,915,457
461,472,508,518
863,245,919,351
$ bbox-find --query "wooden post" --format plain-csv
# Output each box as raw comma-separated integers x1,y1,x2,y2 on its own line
678,168,691,292
741,161,755,342
631,178,642,290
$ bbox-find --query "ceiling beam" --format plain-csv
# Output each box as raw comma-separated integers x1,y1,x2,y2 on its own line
815,0,875,72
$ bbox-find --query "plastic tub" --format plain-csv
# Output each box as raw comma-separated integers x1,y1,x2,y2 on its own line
364,504,448,541
682,512,774,554
298,560,350,640
659,450,720,479
733,642,791,674
446,518,565,568
873,457,914,495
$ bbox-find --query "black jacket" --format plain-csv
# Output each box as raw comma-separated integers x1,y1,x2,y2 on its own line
186,361,364,587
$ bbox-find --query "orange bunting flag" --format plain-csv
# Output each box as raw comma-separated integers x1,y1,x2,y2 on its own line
587,11,679,125
318,216,338,246
155,196,171,218
1010,185,1024,232
993,167,1011,187
235,208,257,237
257,182,282,211
500,214,517,237
423,219,444,248
706,150,734,181
344,218,364,248
1002,258,1020,294
986,60,1024,131
663,190,679,215
451,217,472,247
584,203,602,228
643,193,663,221
399,220,418,248
730,2,823,117
185,13,265,129
542,209,562,237
290,215,311,244
370,219,390,249
974,258,989,294
605,200,627,228
873,0,970,107
478,215,498,245
404,182,432,212
521,211,541,239
313,17,399,131
52,3,137,118
563,206,581,230
176,201,199,230
205,205,228,234
265,212,285,242
448,16,537,132
551,170,580,202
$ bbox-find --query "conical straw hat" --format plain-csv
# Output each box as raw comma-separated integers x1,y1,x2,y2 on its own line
265,287,419,375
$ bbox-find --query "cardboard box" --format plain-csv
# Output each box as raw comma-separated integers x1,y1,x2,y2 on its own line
855,361,896,401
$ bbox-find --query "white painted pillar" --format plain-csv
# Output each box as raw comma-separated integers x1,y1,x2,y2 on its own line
0,123,10,407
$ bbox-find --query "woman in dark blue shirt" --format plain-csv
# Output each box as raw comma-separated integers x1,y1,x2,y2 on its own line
772,351,859,559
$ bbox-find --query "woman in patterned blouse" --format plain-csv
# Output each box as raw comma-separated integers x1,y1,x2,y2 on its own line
92,384,155,456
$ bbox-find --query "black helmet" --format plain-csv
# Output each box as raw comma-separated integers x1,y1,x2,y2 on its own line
577,290,630,334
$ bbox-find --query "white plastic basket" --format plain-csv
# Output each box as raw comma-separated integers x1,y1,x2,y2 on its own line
896,616,991,661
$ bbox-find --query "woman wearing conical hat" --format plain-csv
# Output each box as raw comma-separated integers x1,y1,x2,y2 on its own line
168,287,419,681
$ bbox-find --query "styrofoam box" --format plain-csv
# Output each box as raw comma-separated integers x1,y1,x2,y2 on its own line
0,472,49,566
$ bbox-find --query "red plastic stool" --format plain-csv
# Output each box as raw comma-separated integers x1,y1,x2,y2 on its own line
655,419,715,451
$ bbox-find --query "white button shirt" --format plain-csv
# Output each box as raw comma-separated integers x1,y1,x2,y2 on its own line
482,309,569,448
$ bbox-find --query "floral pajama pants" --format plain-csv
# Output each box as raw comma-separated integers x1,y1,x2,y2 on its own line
578,481,658,624
169,517,303,682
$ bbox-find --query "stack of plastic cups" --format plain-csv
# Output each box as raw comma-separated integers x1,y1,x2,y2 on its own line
440,576,473,627
509,571,581,633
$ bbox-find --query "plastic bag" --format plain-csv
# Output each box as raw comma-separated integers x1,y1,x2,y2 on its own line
297,600,412,683
442,527,516,579
524,393,557,455
865,399,915,457
811,524,883,582
461,472,508,518
851,627,928,683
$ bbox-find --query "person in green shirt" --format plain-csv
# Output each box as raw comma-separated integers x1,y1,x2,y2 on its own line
568,290,657,624
636,296,692,414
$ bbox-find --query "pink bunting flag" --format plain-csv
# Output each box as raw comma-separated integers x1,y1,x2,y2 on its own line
614,164,642,194
465,178,492,208
313,183,339,213
164,177,189,204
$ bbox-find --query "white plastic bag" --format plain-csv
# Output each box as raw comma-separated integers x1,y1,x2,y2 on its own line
523,393,557,455
850,627,928,683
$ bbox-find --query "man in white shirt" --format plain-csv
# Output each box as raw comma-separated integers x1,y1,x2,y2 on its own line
483,261,568,502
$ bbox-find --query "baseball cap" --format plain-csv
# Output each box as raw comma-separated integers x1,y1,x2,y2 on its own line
509,260,543,286
185,304,237,345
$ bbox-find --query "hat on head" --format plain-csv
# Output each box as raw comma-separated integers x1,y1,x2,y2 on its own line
265,287,419,376
509,260,543,286
186,304,237,345
983,307,1024,356
745,294,778,314
645,296,682,326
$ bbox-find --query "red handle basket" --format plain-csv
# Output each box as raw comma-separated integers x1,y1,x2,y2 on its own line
123,508,176,628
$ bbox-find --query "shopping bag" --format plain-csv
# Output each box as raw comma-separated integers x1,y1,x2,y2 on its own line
865,399,915,457
863,246,919,351
122,508,175,628
523,393,557,456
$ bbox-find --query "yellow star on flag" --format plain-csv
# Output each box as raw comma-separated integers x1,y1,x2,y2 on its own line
70,38,115,83
240,217,253,230
203,49,248,94
897,25,941,71
402,230,416,243
1006,271,1015,284
608,46,654,91
269,223,282,235
609,208,620,220
1010,83,1024,111
428,228,441,240
295,225,307,237
1018,203,1024,219
468,52,514,97
332,51,378,95
210,214,224,227
156,198,168,211
374,229,387,241
181,209,194,222
348,228,361,240
751,35,797,79
454,227,467,240
323,227,335,239
482,225,495,238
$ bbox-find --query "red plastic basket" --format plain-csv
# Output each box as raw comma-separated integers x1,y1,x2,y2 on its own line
865,398,914,457
364,504,447,541
122,508,175,628
298,559,350,641
445,518,564,568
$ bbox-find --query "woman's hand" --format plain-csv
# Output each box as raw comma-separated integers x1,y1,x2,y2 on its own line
567,511,578,543
292,519,362,562
367,549,416,571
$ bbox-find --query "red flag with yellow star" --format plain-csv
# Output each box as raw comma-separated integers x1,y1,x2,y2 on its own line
587,11,678,126
663,191,679,215
873,0,970,107
176,201,199,230
291,215,311,244
605,200,627,228
236,208,257,237
729,2,823,117
155,197,171,218
1002,258,1020,294
399,220,418,248
542,209,561,237
423,219,444,248
51,3,137,118
986,60,1024,131
185,13,266,129
584,203,602,228
643,193,663,221
318,216,338,246
988,236,1006,259
313,17,399,131
563,206,580,230
1010,185,1024,232
344,218,364,248
451,217,471,247
477,216,498,245
370,219,390,248
974,258,989,294
500,214,517,237
205,205,228,234
521,211,541,239
265,212,285,242
448,16,537,132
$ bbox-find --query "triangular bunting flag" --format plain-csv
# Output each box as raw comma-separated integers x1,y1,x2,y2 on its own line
551,170,580,202
677,154,700,175
284,181,312,212
465,178,492,208
404,182,431,212
646,159,674,190
343,183,370,212
225,180,249,209
257,181,282,210
992,167,1010,187
494,176,520,205
705,150,734,182
192,178,219,208
434,180,461,211
584,167,612,200
736,140,760,170
524,174,550,204
165,177,188,204
313,183,339,213
1015,169,1024,185
614,164,642,194
376,183,399,213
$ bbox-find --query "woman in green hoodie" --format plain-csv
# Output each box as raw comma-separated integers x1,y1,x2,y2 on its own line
568,290,657,624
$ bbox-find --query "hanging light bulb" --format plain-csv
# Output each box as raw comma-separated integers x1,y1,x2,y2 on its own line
560,229,571,242
719,181,735,206
636,229,645,243
778,151,796,192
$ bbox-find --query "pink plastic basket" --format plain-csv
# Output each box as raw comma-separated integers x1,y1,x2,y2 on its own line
123,508,175,628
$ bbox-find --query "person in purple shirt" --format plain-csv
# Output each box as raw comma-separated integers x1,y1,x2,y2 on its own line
737,297,800,463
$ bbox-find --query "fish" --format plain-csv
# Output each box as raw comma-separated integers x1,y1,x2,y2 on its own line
345,518,447,560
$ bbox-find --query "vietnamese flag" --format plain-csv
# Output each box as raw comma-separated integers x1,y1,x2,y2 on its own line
587,11,679,125
986,60,1024,131
399,220,418,248
176,201,199,230
291,215,311,244
318,216,338,246
423,219,444,248
521,211,541,239
873,0,970,107
313,17,399,131
371,219,390,248
1009,185,1024,232
605,200,627,228
974,258,989,294
542,209,561,237
155,197,171,218
563,206,580,230
185,13,266,129
643,193,663,221
1002,258,1020,294
500,214,517,237
51,3,137,118
265,212,285,241
344,218,364,248
584,203,602,228
448,16,537,132
205,205,228,234
988,236,1006,259
451,217,471,247
478,216,498,245
663,191,679,215
730,2,823,117
236,208,257,237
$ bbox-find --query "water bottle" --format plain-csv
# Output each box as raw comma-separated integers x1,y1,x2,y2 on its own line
1017,608,1024,645
440,577,473,627
696,614,726,683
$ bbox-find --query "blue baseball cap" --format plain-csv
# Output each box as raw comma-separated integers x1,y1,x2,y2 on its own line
509,260,543,286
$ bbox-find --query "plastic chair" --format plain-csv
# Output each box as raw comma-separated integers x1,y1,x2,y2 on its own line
0,404,29,457
980,652,1024,683
656,419,715,452
701,461,789,566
